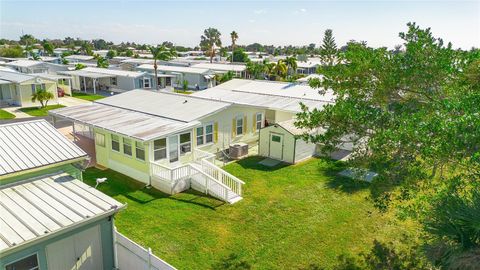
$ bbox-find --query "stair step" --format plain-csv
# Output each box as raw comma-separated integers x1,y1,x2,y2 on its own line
228,195,243,204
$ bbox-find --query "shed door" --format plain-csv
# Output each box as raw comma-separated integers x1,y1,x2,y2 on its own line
46,225,103,270
269,133,284,160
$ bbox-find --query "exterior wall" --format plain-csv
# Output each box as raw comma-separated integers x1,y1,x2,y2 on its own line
195,105,265,154
0,218,116,270
0,83,15,104
94,128,151,184
258,125,295,163
274,110,296,123
294,138,317,163
15,78,58,107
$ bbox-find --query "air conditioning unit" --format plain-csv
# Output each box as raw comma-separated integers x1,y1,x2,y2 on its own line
229,143,248,159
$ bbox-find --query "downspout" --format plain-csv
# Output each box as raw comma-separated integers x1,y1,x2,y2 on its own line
111,220,119,270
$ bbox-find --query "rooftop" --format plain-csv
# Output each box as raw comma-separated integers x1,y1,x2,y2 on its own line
65,55,95,61
137,64,210,74
0,120,87,177
0,70,35,83
0,172,124,254
191,63,246,72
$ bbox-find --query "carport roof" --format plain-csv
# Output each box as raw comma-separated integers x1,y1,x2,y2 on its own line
60,69,113,79
50,103,200,141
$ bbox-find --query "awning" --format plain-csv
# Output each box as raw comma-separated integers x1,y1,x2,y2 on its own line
0,79,11,85
204,74,215,79
59,70,113,79
156,74,177,78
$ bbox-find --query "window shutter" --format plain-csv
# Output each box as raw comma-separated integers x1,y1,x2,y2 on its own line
243,115,247,134
214,122,218,143
252,114,257,132
232,118,236,138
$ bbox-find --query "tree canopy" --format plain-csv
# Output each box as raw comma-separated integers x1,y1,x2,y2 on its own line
200,28,222,63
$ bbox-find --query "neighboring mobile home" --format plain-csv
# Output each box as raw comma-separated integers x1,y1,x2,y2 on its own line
60,67,157,93
136,64,215,90
190,63,247,78
0,120,126,270
0,70,59,107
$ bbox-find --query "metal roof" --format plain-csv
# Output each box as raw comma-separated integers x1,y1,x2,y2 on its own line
65,55,95,61
192,79,335,113
0,172,124,254
0,70,35,83
5,60,45,68
96,89,231,122
49,103,200,141
0,120,87,177
191,63,246,72
82,67,146,78
60,69,113,79
137,64,210,74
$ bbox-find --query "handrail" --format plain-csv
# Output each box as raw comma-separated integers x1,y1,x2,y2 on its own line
200,159,244,195
201,159,245,184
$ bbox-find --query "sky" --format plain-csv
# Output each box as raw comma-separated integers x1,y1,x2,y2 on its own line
1,0,479,49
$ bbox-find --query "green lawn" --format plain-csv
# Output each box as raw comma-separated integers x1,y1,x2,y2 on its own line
72,91,105,101
0,109,15,119
19,104,65,117
174,90,194,95
83,157,420,270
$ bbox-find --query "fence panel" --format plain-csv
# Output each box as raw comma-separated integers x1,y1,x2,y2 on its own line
115,230,176,270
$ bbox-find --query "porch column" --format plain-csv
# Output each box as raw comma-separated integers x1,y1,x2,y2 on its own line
93,78,97,94
72,121,76,142
83,76,87,92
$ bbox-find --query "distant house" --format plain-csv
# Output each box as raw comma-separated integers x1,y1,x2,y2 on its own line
296,60,321,74
118,58,155,71
0,120,126,270
190,63,247,78
4,59,69,74
136,64,215,90
64,55,96,64
60,67,157,94
0,70,59,107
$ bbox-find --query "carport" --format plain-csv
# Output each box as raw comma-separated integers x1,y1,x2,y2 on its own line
60,70,114,94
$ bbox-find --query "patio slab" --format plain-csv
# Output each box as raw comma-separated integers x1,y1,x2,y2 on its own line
259,158,282,167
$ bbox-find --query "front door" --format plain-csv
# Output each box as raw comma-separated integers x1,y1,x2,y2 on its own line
169,135,179,163
269,133,284,160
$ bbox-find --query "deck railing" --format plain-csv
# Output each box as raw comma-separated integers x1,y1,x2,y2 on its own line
200,159,244,196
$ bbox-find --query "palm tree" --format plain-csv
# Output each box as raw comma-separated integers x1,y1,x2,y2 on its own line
285,56,298,75
149,45,177,90
230,31,238,63
273,60,288,80
96,55,109,68
42,41,54,56
200,28,222,63
31,89,54,108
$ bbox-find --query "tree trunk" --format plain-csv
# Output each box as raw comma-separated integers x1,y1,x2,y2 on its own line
154,59,159,90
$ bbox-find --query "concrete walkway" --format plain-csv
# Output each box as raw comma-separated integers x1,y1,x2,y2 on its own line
2,106,32,118
58,96,91,106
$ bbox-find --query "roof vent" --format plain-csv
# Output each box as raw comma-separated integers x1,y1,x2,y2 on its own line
183,100,188,104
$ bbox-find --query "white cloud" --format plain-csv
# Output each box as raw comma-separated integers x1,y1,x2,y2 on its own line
253,9,266,15
300,8,307,12
248,19,255,23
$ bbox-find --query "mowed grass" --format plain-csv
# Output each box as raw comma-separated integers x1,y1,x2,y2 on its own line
72,91,105,101
0,109,15,119
19,104,65,116
83,157,419,270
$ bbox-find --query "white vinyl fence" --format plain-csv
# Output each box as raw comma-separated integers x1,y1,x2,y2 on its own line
115,230,176,270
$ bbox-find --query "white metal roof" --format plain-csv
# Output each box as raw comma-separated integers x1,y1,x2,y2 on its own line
5,60,45,68
192,79,335,112
0,70,35,83
296,74,323,83
0,172,124,254
49,103,200,141
82,67,146,78
297,61,321,69
191,63,246,72
65,55,95,61
0,120,87,177
137,64,210,74
96,89,231,122
60,69,113,79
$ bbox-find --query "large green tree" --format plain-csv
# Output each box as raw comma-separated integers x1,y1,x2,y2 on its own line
296,22,480,267
200,28,222,63
319,29,337,66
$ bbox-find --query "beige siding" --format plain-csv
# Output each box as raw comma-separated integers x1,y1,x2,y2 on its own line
18,79,58,107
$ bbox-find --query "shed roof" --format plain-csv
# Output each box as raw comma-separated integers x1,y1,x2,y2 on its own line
275,119,319,136
0,172,124,254
137,64,210,74
95,89,231,122
192,79,335,112
191,63,246,72
0,120,87,177
49,103,200,141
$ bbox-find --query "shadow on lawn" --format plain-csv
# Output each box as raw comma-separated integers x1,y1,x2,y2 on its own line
233,156,290,172
167,189,226,210
321,160,371,194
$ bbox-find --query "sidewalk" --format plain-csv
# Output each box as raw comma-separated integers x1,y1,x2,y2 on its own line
2,106,32,118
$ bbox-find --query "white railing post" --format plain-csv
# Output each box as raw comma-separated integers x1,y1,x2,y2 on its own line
148,247,152,270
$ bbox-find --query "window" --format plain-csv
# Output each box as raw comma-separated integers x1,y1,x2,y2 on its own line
143,77,151,88
123,138,132,156
111,134,120,152
196,124,214,146
196,127,204,146
256,113,263,130
180,132,191,154
95,133,105,147
111,77,117,86
272,135,281,142
31,83,45,94
236,116,243,135
205,124,213,144
5,253,39,270
154,138,167,160
135,141,145,161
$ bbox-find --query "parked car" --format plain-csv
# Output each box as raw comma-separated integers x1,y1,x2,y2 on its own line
57,87,65,97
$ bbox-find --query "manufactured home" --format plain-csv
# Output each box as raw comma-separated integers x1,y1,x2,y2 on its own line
0,70,59,107
60,67,157,93
0,120,126,270
136,64,215,90
191,63,247,78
